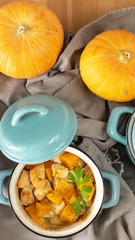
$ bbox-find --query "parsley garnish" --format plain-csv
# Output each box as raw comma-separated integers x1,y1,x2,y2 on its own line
68,166,92,215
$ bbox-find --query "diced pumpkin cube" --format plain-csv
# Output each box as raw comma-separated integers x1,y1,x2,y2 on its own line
66,188,78,205
25,163,41,170
46,190,63,205
55,180,74,201
25,203,45,226
20,187,34,206
30,163,45,188
60,205,79,223
52,164,68,178
44,161,53,182
59,152,80,170
36,201,52,217
18,170,32,188
34,179,53,201
79,180,96,202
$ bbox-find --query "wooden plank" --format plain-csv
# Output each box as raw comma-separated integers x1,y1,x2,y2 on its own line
0,0,135,32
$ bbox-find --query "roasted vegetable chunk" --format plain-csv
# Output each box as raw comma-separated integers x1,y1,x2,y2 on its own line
18,170,32,188
20,187,34,206
52,201,65,214
34,179,53,201
52,164,68,178
59,152,80,170
55,180,74,201
60,205,79,223
25,163,41,170
36,201,52,217
49,215,63,226
30,163,45,188
47,190,63,205
25,203,45,226
44,161,53,182
79,180,96,202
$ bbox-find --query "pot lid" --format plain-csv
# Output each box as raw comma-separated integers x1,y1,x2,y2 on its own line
0,94,77,164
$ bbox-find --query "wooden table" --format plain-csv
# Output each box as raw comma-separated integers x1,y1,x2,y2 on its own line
0,0,135,33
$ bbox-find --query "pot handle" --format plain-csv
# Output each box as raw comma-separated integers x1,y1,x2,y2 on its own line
0,168,13,205
101,170,120,209
107,107,134,145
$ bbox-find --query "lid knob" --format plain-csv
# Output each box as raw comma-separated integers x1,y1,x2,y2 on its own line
11,105,48,126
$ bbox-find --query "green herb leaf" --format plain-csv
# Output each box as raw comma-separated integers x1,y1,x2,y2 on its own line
80,175,90,185
71,197,82,215
68,166,93,216
81,185,92,193
71,195,87,215
68,172,77,184
73,166,84,183
80,185,92,199
80,196,87,209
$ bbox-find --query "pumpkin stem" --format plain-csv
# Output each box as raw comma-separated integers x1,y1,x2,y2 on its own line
118,50,133,63
17,24,29,36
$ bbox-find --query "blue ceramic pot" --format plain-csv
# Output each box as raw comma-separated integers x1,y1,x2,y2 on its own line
107,106,135,165
0,146,120,238
0,94,120,238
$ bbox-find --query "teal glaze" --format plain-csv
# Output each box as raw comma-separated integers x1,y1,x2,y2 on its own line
132,122,135,153
0,168,13,205
107,106,135,165
0,94,77,164
101,170,120,209
107,106,134,145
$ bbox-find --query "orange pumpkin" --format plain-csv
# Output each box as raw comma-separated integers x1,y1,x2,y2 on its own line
0,1,64,78
80,29,135,102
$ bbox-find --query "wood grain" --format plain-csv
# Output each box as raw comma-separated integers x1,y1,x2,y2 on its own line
0,0,135,33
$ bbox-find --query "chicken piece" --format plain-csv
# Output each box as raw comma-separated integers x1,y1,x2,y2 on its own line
30,163,45,188
59,152,80,170
34,179,53,201
49,215,63,226
20,187,34,206
52,164,68,178
86,199,93,207
79,159,86,168
18,170,32,189
36,201,52,217
52,201,65,214
25,203,45,226
43,210,55,218
83,165,95,181
52,156,61,164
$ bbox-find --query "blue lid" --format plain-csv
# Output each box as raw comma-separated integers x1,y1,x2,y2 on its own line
0,94,77,164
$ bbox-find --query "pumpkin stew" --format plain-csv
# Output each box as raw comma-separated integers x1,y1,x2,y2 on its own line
17,152,96,227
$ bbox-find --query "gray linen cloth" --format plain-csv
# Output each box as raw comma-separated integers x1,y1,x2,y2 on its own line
0,7,135,240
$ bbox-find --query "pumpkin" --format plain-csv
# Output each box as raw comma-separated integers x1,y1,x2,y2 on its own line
80,29,135,102
0,1,64,78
